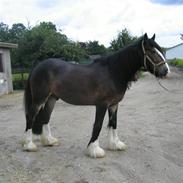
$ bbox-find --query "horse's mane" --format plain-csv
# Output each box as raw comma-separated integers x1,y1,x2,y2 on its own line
93,38,143,87
93,37,143,64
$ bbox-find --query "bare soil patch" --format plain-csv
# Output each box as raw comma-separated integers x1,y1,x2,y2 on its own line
0,67,183,183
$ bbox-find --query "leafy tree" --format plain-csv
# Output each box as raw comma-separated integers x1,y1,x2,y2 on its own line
110,28,138,51
36,21,57,32
9,23,27,43
0,22,10,41
12,22,65,68
86,41,107,55
61,43,87,62
11,22,87,68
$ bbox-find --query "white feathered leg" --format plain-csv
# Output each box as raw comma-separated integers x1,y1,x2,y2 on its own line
41,124,59,146
107,128,126,150
87,139,105,158
22,129,38,151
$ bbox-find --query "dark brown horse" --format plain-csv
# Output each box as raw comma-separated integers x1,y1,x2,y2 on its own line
22,33,169,158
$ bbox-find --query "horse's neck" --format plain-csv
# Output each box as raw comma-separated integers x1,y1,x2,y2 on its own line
109,46,142,85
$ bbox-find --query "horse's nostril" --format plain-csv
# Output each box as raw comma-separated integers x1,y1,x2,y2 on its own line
163,68,168,76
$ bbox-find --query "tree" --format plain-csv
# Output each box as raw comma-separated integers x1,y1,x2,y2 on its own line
9,23,26,43
86,41,107,55
36,21,57,32
181,34,183,40
0,22,27,43
12,22,65,68
0,22,10,42
11,22,88,68
61,43,87,62
110,28,138,51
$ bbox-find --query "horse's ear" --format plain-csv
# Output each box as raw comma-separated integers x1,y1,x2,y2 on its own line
144,33,148,41
151,34,155,41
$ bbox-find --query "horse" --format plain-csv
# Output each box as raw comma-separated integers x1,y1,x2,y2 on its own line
22,33,169,158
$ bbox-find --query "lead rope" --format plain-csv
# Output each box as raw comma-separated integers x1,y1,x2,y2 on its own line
156,78,183,94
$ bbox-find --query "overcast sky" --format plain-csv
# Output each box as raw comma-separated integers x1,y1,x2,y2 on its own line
0,0,183,47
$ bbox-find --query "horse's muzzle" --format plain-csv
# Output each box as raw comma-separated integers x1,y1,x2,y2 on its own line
156,64,168,78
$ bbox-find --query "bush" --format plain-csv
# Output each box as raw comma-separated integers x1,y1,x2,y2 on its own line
12,71,29,90
170,58,183,68
61,43,88,62
13,80,26,90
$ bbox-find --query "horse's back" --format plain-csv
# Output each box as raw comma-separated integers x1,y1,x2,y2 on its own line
30,58,75,82
31,58,68,73
29,58,97,102
28,58,123,105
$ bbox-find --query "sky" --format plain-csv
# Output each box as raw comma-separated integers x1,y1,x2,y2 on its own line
0,0,183,48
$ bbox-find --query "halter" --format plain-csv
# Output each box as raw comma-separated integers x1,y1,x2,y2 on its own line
142,40,166,74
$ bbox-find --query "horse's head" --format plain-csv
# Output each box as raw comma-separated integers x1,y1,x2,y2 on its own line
141,33,170,78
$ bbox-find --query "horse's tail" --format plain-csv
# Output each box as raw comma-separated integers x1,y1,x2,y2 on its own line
24,73,44,135
24,75,32,117
24,74,32,131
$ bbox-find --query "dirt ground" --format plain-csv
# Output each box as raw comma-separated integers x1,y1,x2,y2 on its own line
0,66,183,183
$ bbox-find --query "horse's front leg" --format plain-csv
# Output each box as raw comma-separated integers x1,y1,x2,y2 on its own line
87,105,107,158
107,104,126,151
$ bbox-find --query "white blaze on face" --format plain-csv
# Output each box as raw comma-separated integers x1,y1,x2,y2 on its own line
155,48,171,73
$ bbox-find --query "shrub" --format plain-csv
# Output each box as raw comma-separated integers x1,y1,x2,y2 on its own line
170,58,183,68
12,71,29,90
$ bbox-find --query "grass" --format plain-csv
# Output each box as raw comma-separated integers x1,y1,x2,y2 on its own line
12,73,29,81
12,73,29,90
170,58,183,68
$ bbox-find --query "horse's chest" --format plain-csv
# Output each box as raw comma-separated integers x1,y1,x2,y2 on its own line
96,83,126,106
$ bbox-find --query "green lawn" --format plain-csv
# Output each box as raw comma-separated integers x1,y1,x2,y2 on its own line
170,58,183,68
12,73,29,81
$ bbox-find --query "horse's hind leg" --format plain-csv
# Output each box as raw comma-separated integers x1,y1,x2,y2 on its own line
33,96,59,146
23,103,44,151
87,105,107,158
107,104,126,151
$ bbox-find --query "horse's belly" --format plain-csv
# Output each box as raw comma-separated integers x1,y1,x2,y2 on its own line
59,92,96,105
51,80,124,106
59,91,124,106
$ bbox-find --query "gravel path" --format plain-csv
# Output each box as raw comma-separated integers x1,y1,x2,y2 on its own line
0,66,183,183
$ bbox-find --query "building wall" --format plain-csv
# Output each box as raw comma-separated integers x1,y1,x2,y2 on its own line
0,48,13,95
166,44,183,60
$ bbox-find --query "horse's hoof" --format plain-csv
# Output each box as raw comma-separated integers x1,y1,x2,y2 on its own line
41,136,59,146
87,142,105,158
108,140,127,151
23,141,38,152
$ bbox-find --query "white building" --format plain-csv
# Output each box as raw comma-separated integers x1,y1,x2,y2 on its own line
166,43,183,60
0,42,18,95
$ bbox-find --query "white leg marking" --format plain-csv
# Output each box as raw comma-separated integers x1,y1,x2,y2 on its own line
22,129,38,151
41,124,59,146
107,128,126,151
87,139,105,158
110,104,118,113
109,104,118,119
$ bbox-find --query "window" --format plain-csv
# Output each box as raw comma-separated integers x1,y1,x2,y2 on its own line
0,53,3,72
